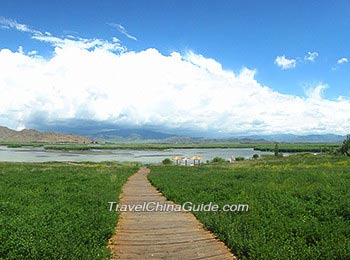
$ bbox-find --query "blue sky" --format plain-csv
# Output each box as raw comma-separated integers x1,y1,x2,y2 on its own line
0,0,350,136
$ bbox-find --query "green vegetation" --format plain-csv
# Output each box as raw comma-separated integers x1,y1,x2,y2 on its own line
41,142,341,153
274,143,279,156
161,158,173,165
44,144,91,151
338,135,350,156
43,143,257,151
0,162,138,260
253,143,340,153
211,157,228,163
148,155,350,260
0,142,45,148
235,156,245,161
1,141,342,153
5,143,23,148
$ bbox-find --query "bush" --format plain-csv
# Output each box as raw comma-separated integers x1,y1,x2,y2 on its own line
339,135,350,156
162,158,173,165
211,157,227,163
253,154,259,159
274,143,279,156
235,157,245,161
7,144,22,148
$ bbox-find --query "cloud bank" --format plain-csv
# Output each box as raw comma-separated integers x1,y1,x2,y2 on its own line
1,18,350,136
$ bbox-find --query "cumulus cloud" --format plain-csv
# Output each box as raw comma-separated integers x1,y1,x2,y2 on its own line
1,45,350,135
274,55,297,69
1,19,350,135
304,51,318,62
108,23,137,41
337,57,348,64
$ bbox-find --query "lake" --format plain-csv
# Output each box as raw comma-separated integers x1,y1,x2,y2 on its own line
0,146,273,164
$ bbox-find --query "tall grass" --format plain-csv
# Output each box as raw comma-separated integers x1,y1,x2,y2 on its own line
0,162,138,260
41,142,341,153
149,155,350,260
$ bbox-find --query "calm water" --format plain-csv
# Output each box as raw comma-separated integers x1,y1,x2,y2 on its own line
0,146,273,164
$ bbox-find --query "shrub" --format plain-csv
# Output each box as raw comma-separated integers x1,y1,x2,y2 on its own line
339,135,350,156
211,157,227,163
235,157,245,161
252,154,259,159
7,144,22,148
162,158,173,165
274,143,279,156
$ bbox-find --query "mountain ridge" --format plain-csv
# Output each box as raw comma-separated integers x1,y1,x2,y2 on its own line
0,125,346,143
0,126,92,143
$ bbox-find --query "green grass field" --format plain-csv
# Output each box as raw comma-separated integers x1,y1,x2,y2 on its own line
43,142,340,153
149,155,350,260
1,141,341,153
0,162,138,260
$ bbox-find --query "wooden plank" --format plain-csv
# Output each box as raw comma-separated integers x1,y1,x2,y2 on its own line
108,167,235,260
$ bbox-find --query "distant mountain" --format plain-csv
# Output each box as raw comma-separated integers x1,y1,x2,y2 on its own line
89,128,176,141
240,134,346,143
5,122,346,144
87,129,262,143
30,118,347,143
0,126,92,143
79,128,346,143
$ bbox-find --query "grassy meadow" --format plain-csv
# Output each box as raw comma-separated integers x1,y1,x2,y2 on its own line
0,162,138,260
149,154,350,260
43,142,340,153
1,141,341,153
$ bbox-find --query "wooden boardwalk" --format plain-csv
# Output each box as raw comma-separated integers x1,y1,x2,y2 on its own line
108,167,235,260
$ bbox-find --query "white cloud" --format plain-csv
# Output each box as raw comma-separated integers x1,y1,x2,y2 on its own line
27,50,38,56
17,46,24,54
274,55,297,69
108,23,137,41
0,17,42,35
0,45,350,135
1,18,350,135
305,83,328,99
304,51,318,62
32,34,125,52
0,17,124,53
337,57,348,64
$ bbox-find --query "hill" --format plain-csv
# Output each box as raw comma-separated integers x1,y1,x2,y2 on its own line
0,126,92,143
89,128,175,142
